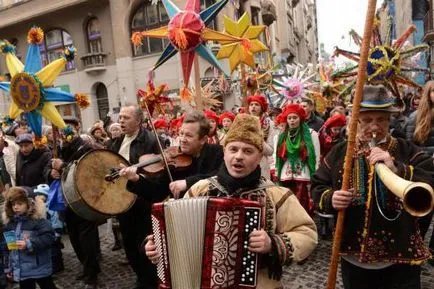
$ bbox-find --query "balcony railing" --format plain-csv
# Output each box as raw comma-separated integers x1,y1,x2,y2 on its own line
423,10,434,42
81,52,107,72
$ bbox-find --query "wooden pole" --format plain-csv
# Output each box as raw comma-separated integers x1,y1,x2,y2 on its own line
326,1,377,288
193,56,203,111
51,124,58,159
240,63,248,110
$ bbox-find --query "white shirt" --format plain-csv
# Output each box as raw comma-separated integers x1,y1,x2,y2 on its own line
118,131,139,162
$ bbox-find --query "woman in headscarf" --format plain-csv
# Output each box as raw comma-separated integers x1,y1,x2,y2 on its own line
272,104,320,214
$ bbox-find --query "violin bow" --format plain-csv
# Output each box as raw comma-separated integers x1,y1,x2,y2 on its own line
326,0,377,288
137,89,174,183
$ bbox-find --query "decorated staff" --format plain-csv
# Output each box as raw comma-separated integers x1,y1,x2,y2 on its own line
323,1,377,288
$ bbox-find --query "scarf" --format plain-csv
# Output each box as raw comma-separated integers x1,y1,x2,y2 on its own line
276,123,316,180
216,164,261,196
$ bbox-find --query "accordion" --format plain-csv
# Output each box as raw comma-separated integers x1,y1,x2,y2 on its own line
151,197,264,289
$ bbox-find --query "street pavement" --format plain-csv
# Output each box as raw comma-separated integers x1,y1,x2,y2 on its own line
24,220,434,289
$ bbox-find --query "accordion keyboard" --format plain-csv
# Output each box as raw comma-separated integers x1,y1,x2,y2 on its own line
240,207,261,286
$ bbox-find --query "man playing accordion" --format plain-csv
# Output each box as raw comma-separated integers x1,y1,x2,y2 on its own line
143,114,318,289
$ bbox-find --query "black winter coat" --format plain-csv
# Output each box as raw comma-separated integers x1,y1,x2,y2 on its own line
311,137,434,264
405,111,434,155
127,143,224,201
110,128,160,164
16,147,52,187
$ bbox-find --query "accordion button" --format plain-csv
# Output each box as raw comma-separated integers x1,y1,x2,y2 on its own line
242,278,245,282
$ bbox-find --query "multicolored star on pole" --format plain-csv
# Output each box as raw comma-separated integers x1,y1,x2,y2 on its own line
131,0,241,98
0,27,90,139
216,12,269,73
333,17,429,102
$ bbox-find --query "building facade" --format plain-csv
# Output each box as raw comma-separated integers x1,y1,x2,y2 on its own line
0,0,318,130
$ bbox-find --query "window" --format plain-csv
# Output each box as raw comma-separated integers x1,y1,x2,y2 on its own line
131,1,169,56
39,29,75,70
87,18,103,53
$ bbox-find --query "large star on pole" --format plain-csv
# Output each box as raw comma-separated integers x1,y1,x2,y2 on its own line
0,27,90,139
131,0,241,93
333,16,429,102
216,12,269,73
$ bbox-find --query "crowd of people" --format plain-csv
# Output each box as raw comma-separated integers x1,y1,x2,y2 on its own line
0,82,432,289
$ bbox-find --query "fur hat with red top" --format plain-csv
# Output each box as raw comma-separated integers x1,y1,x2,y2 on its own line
153,119,168,129
247,94,268,113
203,109,219,123
281,104,307,122
218,112,235,125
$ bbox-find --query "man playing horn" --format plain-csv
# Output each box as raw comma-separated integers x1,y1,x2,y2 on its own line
311,85,434,289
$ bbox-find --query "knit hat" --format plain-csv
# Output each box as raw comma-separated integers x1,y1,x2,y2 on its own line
247,94,268,113
154,119,168,129
281,104,307,122
224,114,263,152
219,112,235,125
15,133,33,144
33,184,50,198
324,114,347,129
203,109,219,123
108,122,121,132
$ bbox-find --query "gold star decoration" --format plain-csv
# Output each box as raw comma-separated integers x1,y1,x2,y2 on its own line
216,12,269,73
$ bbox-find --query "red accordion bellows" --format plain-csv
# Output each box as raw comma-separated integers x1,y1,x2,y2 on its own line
152,197,264,289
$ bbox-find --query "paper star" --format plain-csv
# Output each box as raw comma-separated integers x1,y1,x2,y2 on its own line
0,27,90,138
216,12,269,73
132,0,241,92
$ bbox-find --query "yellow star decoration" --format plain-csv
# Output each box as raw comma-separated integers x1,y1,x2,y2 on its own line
216,12,269,73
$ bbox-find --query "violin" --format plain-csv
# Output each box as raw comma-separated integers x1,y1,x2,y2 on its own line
105,146,192,182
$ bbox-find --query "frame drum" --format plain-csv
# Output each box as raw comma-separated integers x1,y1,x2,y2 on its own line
61,149,137,221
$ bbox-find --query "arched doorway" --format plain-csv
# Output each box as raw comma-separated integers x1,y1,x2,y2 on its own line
95,83,109,120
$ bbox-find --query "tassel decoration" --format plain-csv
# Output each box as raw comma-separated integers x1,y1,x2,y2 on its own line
64,46,77,62
131,32,144,47
180,87,193,102
27,27,44,44
74,93,90,109
0,41,16,54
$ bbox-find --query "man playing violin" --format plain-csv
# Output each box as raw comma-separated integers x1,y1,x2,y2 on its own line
311,85,434,289
120,111,223,199
118,111,223,288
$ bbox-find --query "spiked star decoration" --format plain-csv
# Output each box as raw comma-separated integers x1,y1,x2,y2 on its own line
333,17,429,102
131,0,241,100
216,12,268,73
0,27,90,140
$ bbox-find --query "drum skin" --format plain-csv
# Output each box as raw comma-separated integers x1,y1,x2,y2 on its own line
61,149,137,221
